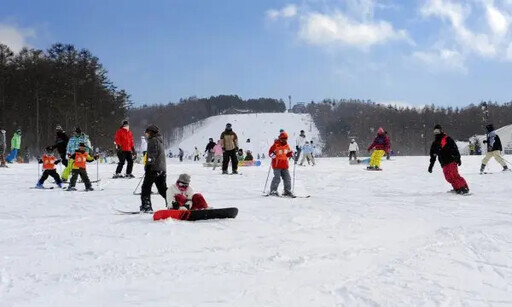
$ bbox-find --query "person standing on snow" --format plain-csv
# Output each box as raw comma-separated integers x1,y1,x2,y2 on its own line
140,125,167,212
220,123,239,174
480,124,508,174
299,141,315,166
113,120,136,178
428,124,469,194
47,125,69,166
212,140,223,170
178,148,184,162
268,132,294,197
204,138,216,162
367,127,390,170
66,142,99,191
348,139,359,161
167,173,209,210
62,127,92,182
36,148,63,189
0,129,6,167
5,129,21,163
295,130,306,164
193,147,200,161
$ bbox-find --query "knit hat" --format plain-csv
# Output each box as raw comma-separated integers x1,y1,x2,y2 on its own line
178,173,191,184
377,127,384,134
433,124,443,135
145,125,159,134
279,132,288,140
486,124,494,132
121,120,129,127
226,123,232,130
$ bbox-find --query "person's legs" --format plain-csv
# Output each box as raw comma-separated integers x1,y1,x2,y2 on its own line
125,151,134,175
49,169,62,185
115,151,126,174
39,170,50,184
140,171,157,211
5,148,18,163
191,193,208,210
230,150,238,172
222,151,229,173
61,159,74,181
270,169,282,192
282,169,292,193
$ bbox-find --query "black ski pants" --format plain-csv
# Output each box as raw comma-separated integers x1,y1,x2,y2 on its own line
39,169,62,185
222,149,238,172
141,170,167,205
349,151,357,160
116,151,133,175
69,168,91,188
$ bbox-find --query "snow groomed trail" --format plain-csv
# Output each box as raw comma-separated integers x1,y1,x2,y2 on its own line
0,156,511,306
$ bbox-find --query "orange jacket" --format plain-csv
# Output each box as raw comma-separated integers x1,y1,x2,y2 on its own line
70,150,95,169
40,154,59,170
269,141,293,169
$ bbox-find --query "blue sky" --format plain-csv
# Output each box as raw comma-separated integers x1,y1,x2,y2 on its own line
1,0,512,107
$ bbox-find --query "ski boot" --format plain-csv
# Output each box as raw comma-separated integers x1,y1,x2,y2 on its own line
57,183,63,189
113,173,123,179
222,171,229,175
35,182,44,189
85,186,94,192
282,191,295,198
140,196,153,213
456,186,470,195
66,186,77,191
232,170,238,175
503,165,509,172
268,190,279,197
479,164,486,174
124,173,135,178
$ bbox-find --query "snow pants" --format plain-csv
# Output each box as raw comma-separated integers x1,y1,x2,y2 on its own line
442,162,468,190
369,150,385,168
206,152,214,163
172,193,209,210
140,170,167,209
300,153,315,165
212,155,222,170
61,158,74,181
115,151,134,175
222,149,238,172
39,169,62,185
270,168,292,193
69,168,92,189
5,148,18,163
482,150,507,167
349,151,357,161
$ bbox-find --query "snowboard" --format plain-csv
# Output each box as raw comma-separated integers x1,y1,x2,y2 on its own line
263,194,310,199
238,160,261,167
365,167,382,171
153,207,238,221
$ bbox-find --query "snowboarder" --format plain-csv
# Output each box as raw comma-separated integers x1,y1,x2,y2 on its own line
268,132,294,197
212,140,223,170
193,147,200,161
204,138,216,162
220,123,239,174
113,120,136,178
299,141,315,166
167,173,209,210
428,124,469,194
178,148,184,162
36,148,63,188
0,129,6,167
295,130,306,164
348,139,359,161
480,124,508,173
140,125,167,212
5,129,21,163
66,142,98,191
367,127,390,170
62,127,92,182
47,125,69,166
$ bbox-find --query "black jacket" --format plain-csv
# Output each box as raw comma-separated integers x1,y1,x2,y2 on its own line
146,134,166,172
50,131,69,155
485,131,502,152
429,134,461,167
205,141,216,153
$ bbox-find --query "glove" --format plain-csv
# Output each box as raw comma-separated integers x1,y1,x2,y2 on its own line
171,201,180,210
269,153,276,159
428,163,433,173
296,146,300,151
93,154,99,160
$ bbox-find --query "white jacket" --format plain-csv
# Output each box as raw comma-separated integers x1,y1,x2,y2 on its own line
348,142,359,151
296,135,306,148
167,183,195,209
140,137,147,152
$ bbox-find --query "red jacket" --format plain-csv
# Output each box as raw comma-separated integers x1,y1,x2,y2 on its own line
368,134,390,153
269,141,293,169
114,128,134,151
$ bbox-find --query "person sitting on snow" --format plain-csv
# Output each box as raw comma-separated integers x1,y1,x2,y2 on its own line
167,173,209,210
244,150,254,161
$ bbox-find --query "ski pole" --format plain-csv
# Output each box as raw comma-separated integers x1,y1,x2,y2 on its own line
95,147,100,187
292,158,296,193
133,173,145,195
262,162,272,194
501,156,512,166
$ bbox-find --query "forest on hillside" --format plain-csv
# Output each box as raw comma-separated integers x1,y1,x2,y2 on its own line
308,99,512,156
0,43,129,153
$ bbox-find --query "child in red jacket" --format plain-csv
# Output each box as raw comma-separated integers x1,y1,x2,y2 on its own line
268,132,294,197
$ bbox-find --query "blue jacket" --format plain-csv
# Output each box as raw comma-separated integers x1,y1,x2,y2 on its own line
66,133,92,154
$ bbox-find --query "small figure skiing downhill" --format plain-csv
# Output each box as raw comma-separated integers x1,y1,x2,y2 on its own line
480,124,509,174
66,142,99,191
268,132,294,197
36,148,63,189
428,124,469,195
367,127,390,171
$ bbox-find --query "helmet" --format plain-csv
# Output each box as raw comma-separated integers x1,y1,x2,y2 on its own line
279,132,288,140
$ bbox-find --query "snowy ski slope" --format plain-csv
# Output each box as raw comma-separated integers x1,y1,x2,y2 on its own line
169,113,321,157
1,155,511,306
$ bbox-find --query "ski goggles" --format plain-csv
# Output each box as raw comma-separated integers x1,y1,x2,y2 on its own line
177,181,189,188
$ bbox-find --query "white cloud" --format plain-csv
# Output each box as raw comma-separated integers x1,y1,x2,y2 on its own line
484,0,509,35
266,4,298,20
0,23,35,53
298,11,410,48
412,48,467,73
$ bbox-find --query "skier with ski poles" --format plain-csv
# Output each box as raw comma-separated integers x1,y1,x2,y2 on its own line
66,142,99,191
35,147,63,189
428,124,469,195
268,131,294,197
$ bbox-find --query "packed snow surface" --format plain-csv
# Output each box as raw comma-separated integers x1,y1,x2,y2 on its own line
168,113,321,156
1,155,511,306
